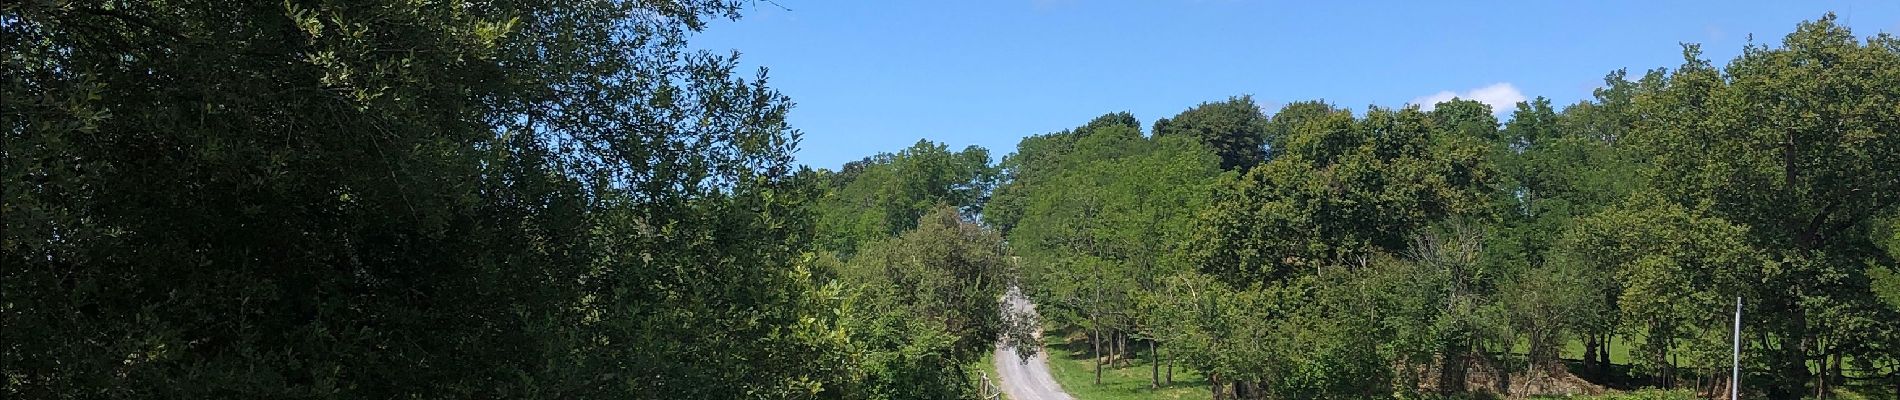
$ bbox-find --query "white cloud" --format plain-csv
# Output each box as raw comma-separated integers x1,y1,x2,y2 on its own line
1408,83,1527,116
1411,91,1459,109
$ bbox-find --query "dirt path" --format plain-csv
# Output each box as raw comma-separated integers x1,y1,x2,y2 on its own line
993,290,1072,400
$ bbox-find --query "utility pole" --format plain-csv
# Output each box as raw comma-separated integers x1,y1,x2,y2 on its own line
1732,296,1742,400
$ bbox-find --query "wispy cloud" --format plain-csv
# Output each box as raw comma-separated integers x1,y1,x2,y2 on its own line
1409,83,1527,116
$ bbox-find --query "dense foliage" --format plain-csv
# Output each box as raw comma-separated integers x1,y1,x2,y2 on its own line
813,140,996,256
5,0,833,397
835,206,1016,400
991,14,1900,400
805,144,1032,400
7,3,1898,400
2,1,1002,399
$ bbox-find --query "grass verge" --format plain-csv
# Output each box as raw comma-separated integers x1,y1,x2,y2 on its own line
1040,328,1211,400
975,351,1009,400
1529,389,1695,399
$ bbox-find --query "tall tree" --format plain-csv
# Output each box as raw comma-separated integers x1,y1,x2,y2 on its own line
839,205,1020,400
1192,103,1499,286
1155,96,1271,170
1621,15,1900,397
988,112,1144,235
814,140,996,255
3,0,838,397
1556,193,1764,389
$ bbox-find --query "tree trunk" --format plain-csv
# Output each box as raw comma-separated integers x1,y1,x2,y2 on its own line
1155,352,1170,386
1816,336,1830,399
1528,331,1546,369
1151,339,1161,388
1118,331,1129,368
1120,332,1129,368
1091,232,1105,386
1094,327,1103,385
1702,369,1717,396
1601,335,1615,381
1663,345,1675,389
1210,373,1221,400
1815,345,1828,399
1440,343,1468,394
1771,314,1811,400
1829,351,1843,387
1109,333,1124,367
1585,335,1602,379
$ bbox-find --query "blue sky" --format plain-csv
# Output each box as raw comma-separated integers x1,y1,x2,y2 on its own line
692,1,1900,170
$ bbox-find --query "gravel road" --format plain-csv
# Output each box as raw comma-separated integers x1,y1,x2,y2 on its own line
993,290,1072,400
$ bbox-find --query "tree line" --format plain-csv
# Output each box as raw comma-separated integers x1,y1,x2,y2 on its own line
5,2,1899,400
979,15,1900,400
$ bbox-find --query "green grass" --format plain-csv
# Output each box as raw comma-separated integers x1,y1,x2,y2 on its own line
1505,335,1638,365
1529,389,1696,400
1032,330,1646,400
1039,328,1211,400
1558,336,1636,365
1825,380,1900,400
1028,330,1630,400
1031,327,1895,400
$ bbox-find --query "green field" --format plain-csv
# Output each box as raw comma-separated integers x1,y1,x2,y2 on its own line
1555,336,1636,365
1040,329,1212,400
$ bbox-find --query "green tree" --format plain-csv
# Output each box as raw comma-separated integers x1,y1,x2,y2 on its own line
838,205,1020,400
1155,96,1271,170
988,112,1149,235
3,0,841,397
1008,123,1150,384
1620,15,1900,397
814,140,996,255
1192,103,1499,286
998,114,1222,387
1183,101,1506,398
1556,194,1763,389
1520,72,1658,377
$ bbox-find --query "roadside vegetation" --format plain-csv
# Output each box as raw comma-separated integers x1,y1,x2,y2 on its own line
7,2,1899,399
977,14,1900,400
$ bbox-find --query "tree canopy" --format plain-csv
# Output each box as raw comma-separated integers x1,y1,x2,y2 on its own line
8,5,1899,400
